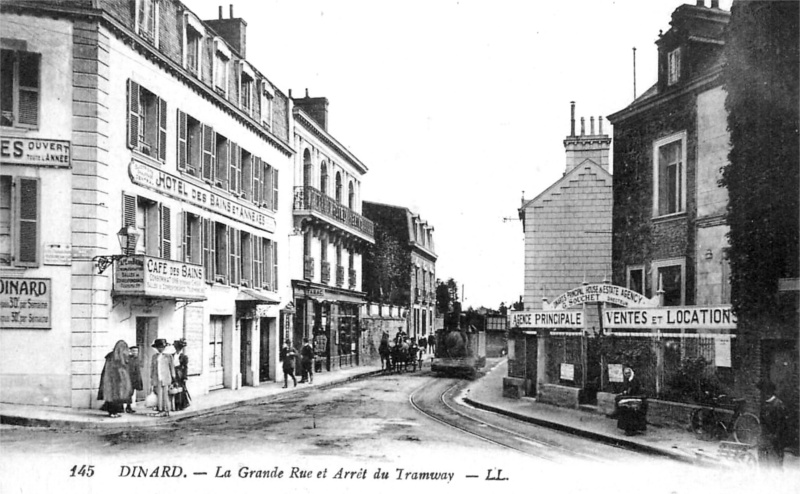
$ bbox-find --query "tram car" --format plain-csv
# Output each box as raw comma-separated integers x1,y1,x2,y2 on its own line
431,314,486,378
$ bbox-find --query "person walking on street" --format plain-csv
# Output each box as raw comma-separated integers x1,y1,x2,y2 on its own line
172,338,191,411
126,345,143,413
299,338,314,384
97,340,133,418
150,338,175,417
428,333,436,354
758,380,788,467
280,339,297,388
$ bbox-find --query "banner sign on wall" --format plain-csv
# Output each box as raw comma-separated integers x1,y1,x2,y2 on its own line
509,310,584,329
603,306,736,330
545,283,660,310
714,334,732,367
129,160,276,232
560,363,575,381
0,278,52,329
113,256,206,300
0,137,71,167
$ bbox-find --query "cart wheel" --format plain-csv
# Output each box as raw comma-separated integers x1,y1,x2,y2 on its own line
733,412,761,445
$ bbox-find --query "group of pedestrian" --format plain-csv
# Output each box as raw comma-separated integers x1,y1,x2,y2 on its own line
98,338,191,418
280,338,315,388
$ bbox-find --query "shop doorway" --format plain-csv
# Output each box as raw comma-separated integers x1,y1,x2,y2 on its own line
135,317,158,402
259,318,271,382
525,335,538,396
240,319,252,386
208,316,225,390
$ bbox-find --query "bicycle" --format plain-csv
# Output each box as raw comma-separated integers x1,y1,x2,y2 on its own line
689,393,761,445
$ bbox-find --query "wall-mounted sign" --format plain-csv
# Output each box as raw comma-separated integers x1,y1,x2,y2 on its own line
608,364,624,383
603,306,736,330
714,334,732,367
545,283,660,310
560,363,575,381
0,277,52,329
129,160,276,232
43,243,72,265
509,310,584,328
113,255,206,300
1,137,71,167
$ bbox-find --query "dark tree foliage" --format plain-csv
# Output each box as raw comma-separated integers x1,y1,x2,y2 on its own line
721,0,800,321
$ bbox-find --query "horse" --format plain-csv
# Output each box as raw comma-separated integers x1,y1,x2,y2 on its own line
378,339,392,371
391,340,410,373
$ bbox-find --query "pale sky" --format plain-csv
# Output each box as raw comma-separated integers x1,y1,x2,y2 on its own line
184,0,733,309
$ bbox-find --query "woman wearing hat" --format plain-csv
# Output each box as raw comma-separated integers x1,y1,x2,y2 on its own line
150,338,175,416
172,338,191,411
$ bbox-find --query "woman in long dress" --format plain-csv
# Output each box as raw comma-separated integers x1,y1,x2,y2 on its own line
172,339,191,411
150,338,175,416
97,340,133,418
615,366,647,435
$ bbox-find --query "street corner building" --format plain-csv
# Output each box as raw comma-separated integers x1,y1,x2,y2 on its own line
0,0,317,410
289,91,375,372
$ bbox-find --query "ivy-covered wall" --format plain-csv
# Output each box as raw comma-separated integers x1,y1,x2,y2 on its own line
362,203,413,306
610,90,701,303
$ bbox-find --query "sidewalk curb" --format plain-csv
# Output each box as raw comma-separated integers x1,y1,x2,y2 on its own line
462,395,708,466
0,369,384,431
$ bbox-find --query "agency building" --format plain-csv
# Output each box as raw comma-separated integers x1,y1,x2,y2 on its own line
362,201,437,341
507,103,612,397
0,0,294,409
289,92,374,371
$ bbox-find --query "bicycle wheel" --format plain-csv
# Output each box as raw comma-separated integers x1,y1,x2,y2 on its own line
733,412,761,445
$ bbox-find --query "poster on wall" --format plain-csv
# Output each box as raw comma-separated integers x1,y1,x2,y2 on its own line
714,334,732,367
560,363,575,381
0,278,52,329
507,339,515,360
608,364,624,383
183,305,204,376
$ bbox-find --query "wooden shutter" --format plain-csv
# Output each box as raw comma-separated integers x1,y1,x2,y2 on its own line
229,142,240,194
158,97,167,162
202,124,215,181
272,241,278,290
272,169,279,212
160,204,171,260
228,227,240,285
15,177,39,266
17,52,40,127
127,79,140,149
202,217,215,283
122,193,137,254
253,236,262,288
263,164,273,210
181,211,189,262
252,156,261,205
263,239,272,290
177,109,187,171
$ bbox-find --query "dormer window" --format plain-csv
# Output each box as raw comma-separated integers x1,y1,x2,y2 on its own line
240,63,254,115
668,48,681,86
136,0,159,46
213,40,231,96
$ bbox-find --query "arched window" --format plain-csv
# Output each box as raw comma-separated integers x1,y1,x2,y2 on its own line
348,181,355,209
320,162,328,195
335,172,342,203
303,149,312,188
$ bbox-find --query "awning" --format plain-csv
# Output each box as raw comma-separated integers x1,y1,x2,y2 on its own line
236,288,280,304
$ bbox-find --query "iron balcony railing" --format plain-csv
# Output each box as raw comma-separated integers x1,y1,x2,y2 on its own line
293,186,375,239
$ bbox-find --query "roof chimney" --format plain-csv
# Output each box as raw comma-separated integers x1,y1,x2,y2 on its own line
570,101,576,137
599,116,604,135
590,116,595,135
711,0,719,8
563,106,612,173
580,117,585,136
205,5,248,57
293,89,329,131
696,0,705,6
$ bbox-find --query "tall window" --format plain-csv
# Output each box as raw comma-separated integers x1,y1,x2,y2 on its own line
136,0,158,45
261,81,273,129
241,149,253,199
240,231,252,287
653,132,686,217
320,162,328,195
348,181,354,209
668,48,681,86
215,133,229,189
214,222,228,282
123,193,170,259
0,175,39,267
214,44,229,95
127,80,167,161
177,110,204,176
335,172,342,203
652,259,685,306
240,68,254,115
627,266,645,296
1,49,40,128
183,19,203,75
181,212,202,264
303,149,313,187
